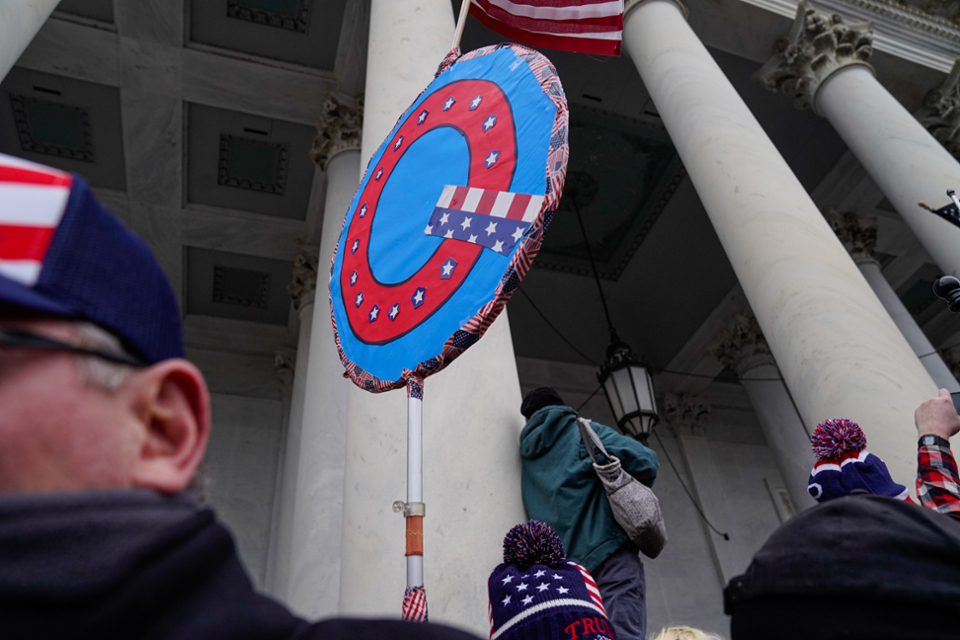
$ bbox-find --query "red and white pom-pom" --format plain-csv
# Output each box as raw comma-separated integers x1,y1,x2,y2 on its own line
811,418,867,461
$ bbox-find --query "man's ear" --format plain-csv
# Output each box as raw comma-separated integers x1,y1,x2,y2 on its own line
128,359,211,494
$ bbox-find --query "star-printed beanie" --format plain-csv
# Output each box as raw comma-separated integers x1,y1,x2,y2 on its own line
807,418,909,503
488,521,616,640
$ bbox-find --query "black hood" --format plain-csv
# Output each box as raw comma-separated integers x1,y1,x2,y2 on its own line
0,489,303,639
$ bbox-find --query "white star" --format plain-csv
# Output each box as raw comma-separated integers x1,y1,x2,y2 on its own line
467,234,478,243
534,570,546,578
501,595,511,606
501,575,514,585
460,216,472,230
444,97,455,110
552,574,563,581
557,586,569,595
389,304,399,320
369,306,379,320
394,136,403,150
471,95,482,109
442,261,455,276
511,226,524,242
537,583,549,592
443,229,454,239
483,116,496,131
484,150,499,168
522,595,534,606
439,212,450,226
355,292,363,306
425,224,433,234
418,110,428,124
413,289,424,304
485,221,498,236
516,583,528,592
492,239,504,253
350,271,358,286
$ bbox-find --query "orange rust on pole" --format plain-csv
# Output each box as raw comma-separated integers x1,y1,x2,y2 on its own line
405,515,424,556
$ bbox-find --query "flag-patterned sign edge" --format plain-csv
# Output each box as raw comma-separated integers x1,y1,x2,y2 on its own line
329,43,569,393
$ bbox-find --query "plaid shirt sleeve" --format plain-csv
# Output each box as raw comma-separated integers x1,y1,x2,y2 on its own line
917,434,960,522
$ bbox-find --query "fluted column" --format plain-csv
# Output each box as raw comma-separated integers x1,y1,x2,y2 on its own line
270,97,362,617
340,1,526,633
0,0,61,82
825,209,960,393
709,315,817,511
622,0,938,490
755,2,960,278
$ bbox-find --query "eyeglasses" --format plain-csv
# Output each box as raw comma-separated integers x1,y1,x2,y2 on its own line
0,326,149,368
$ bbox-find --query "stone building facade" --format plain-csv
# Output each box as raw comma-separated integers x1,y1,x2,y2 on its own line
3,0,960,635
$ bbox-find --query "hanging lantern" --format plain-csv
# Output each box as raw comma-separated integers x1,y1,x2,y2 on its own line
598,341,658,444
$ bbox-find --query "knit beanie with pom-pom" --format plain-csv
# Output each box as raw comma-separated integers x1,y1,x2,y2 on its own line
488,521,616,640
806,418,908,504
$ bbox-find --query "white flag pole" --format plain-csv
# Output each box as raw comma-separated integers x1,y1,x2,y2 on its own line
400,376,427,621
451,0,472,52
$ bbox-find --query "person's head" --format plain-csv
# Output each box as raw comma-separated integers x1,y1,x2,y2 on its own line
806,418,907,503
520,386,566,419
488,521,617,640
648,627,723,640
0,154,209,495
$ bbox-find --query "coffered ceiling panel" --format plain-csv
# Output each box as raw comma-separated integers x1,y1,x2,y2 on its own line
186,103,316,219
185,247,293,326
189,0,347,70
0,68,126,190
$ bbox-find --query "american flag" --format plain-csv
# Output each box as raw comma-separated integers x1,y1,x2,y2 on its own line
425,184,544,256
469,0,624,56
0,154,72,286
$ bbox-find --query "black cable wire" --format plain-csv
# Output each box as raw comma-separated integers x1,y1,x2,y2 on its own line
653,429,730,541
516,287,600,366
576,383,604,412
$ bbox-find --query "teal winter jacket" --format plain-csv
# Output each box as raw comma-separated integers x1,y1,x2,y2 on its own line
519,405,659,572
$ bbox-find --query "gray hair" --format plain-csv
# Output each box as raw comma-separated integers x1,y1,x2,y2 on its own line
68,321,208,503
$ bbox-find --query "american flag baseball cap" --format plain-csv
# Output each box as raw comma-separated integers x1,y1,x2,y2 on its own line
0,152,183,364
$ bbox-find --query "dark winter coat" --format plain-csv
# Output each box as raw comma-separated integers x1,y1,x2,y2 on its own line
0,489,480,640
519,405,659,572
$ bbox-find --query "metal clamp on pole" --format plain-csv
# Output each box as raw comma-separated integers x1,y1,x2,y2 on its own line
393,501,426,557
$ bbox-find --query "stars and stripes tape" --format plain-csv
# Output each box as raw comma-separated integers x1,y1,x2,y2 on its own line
402,585,429,622
0,153,72,287
425,185,544,255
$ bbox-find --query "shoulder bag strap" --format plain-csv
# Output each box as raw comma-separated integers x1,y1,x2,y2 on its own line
577,417,612,464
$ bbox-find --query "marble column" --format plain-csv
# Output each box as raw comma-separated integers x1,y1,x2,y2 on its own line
709,315,817,512
340,1,527,633
755,2,960,278
825,209,960,393
622,0,938,490
0,0,61,82
270,97,362,618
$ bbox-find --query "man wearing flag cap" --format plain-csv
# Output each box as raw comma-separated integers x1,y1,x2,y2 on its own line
0,152,480,639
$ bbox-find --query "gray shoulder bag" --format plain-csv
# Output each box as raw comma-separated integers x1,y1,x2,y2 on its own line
577,417,667,559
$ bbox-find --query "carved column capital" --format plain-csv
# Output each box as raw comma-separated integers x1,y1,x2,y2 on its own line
823,208,877,262
661,392,711,436
754,1,874,114
288,244,319,311
917,58,960,160
708,314,773,377
309,95,363,171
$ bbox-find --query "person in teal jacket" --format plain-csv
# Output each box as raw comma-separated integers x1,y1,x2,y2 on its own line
519,387,659,640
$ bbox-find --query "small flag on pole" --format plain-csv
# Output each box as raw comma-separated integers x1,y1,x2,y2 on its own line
469,0,624,56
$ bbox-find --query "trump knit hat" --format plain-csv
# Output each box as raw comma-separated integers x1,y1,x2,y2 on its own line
806,418,909,503
488,521,616,640
0,153,183,364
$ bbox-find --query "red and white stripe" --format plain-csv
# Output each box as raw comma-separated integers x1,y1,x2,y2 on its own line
0,153,72,287
402,586,429,622
436,184,543,222
469,0,623,57
568,561,608,615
